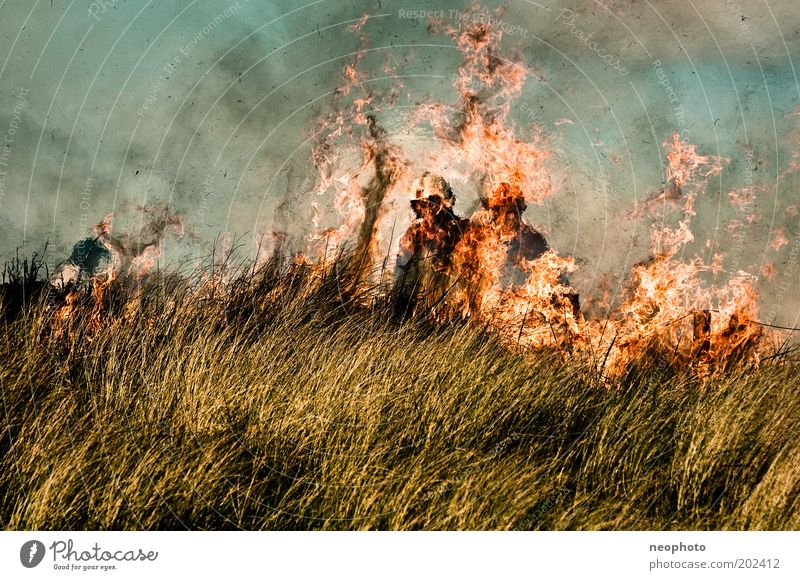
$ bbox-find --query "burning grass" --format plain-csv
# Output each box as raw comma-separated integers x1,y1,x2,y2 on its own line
1,6,797,531
0,254,798,530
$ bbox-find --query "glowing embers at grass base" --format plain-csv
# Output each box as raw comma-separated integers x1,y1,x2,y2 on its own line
390,170,764,376
593,223,763,376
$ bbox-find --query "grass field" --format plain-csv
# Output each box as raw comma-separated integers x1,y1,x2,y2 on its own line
0,254,798,530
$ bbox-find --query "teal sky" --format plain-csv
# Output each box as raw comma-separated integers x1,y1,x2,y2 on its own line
1,0,799,325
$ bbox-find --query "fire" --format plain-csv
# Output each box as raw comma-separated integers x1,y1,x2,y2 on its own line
50,206,184,339
770,228,789,252
634,134,728,218
47,7,778,378
291,8,773,377
665,132,726,193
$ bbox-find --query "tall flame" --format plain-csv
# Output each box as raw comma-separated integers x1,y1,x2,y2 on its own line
49,7,777,377
284,8,773,376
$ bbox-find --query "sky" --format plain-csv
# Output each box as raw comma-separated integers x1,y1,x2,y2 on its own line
1,0,799,326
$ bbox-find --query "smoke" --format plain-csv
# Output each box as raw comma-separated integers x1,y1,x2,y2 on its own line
51,204,184,289
1,0,800,324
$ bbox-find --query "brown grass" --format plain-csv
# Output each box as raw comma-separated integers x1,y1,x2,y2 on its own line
0,255,798,530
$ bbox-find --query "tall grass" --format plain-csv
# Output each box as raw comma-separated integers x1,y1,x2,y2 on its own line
0,254,798,530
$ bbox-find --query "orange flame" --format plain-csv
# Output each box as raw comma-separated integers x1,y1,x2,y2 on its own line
290,11,773,377
52,8,775,378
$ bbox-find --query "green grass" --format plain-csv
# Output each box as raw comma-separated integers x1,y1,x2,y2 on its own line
0,257,798,530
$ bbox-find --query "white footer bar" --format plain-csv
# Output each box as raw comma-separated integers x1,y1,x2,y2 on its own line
2,531,797,579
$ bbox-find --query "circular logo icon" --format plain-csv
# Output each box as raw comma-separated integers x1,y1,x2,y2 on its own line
20,540,46,568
